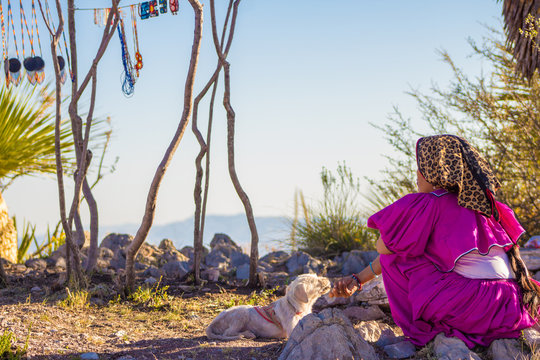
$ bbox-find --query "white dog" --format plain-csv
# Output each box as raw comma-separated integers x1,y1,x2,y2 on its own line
206,274,331,341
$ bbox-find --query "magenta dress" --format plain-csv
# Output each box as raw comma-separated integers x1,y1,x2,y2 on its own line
367,189,536,348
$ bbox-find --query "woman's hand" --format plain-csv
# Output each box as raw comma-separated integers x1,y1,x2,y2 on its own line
329,276,359,298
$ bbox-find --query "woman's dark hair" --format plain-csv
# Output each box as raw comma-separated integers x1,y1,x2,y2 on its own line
507,246,540,318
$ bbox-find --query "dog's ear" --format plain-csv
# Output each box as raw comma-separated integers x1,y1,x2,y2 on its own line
293,283,309,303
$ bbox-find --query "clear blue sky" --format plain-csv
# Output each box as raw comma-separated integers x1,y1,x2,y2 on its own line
4,0,502,234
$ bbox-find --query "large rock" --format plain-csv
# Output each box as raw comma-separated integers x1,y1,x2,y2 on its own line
0,192,17,264
210,233,242,252
25,258,47,271
433,333,481,360
205,233,249,270
278,308,378,360
341,250,367,275
353,277,388,305
354,321,396,343
158,239,176,252
286,251,324,275
260,251,289,268
100,233,133,252
343,305,386,322
179,245,209,264
162,260,189,278
99,233,133,270
488,338,523,360
523,327,540,349
383,341,416,359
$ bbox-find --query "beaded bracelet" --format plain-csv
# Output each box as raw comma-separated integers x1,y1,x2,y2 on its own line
351,274,362,290
369,261,380,278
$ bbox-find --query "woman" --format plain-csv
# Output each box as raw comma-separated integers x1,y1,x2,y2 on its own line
330,134,540,348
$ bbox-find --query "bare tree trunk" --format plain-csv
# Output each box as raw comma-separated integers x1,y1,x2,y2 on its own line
66,0,119,281
124,0,204,293
40,0,85,288
84,178,99,272
222,61,260,287
209,0,259,286
191,0,235,284
39,0,119,287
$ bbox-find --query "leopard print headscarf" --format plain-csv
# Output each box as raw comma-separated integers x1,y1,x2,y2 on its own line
416,135,501,219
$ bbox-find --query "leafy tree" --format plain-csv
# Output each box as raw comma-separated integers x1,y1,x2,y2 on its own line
369,26,540,238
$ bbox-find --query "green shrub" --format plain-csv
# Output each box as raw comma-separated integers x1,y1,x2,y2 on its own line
58,288,90,310
129,277,171,308
289,163,378,257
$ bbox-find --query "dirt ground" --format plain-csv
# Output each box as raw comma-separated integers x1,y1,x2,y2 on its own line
0,265,286,360
0,265,448,360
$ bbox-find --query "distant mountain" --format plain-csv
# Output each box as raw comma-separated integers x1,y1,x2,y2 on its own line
100,215,292,255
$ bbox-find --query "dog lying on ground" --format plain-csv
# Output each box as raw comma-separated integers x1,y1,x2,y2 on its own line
206,274,331,341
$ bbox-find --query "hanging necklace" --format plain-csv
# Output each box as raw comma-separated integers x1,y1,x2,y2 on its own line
6,0,21,86
32,0,45,84
117,15,135,96
21,0,43,85
130,5,142,78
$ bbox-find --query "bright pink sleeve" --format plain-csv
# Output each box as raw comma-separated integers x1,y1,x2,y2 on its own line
368,193,437,257
496,201,525,243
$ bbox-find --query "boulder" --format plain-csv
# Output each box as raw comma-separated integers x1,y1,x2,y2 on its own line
354,321,396,343
25,258,47,271
162,260,189,278
160,249,189,265
375,328,404,348
260,251,289,267
100,233,133,253
143,265,162,278
433,333,481,360
205,234,249,270
236,263,250,280
201,268,220,282
523,327,540,349
384,341,416,359
158,239,176,252
343,305,386,322
278,308,378,360
488,338,523,360
100,233,133,270
313,294,351,312
99,247,114,259
179,245,209,263
136,243,161,266
210,233,241,251
353,277,388,305
0,192,17,264
286,251,324,275
341,250,366,275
